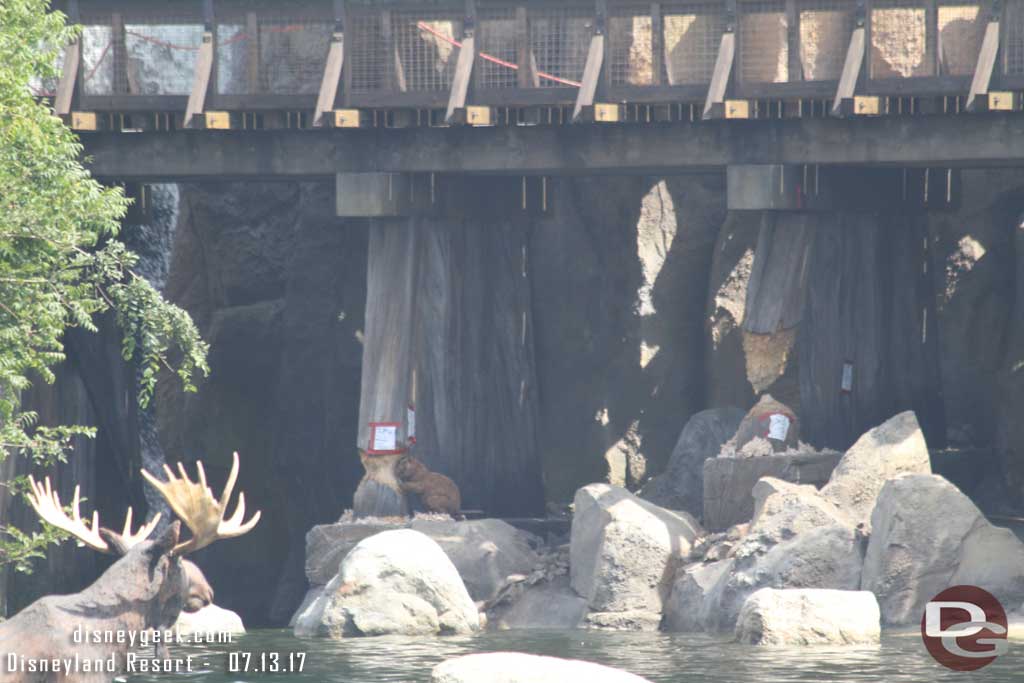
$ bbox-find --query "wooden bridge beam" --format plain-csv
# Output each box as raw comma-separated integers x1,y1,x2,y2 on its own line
703,0,736,120
966,2,1004,111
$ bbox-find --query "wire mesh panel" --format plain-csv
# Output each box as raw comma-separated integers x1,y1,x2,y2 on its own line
1008,0,1024,74
936,3,983,75
216,21,250,94
391,10,464,92
798,0,855,81
124,19,203,94
739,0,789,83
529,5,593,87
662,2,726,85
258,19,332,94
81,19,114,94
477,7,519,89
871,0,935,78
609,4,655,86
348,9,386,93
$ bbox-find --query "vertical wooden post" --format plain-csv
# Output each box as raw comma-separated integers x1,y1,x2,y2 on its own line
651,2,663,86
184,32,214,128
703,0,737,119
246,11,260,93
342,0,355,106
573,0,607,120
966,2,1003,110
516,6,537,88
446,0,477,122
927,0,939,76
55,40,81,116
786,0,800,82
111,12,128,94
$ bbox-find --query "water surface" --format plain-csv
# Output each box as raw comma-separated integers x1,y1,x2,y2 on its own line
122,629,1024,683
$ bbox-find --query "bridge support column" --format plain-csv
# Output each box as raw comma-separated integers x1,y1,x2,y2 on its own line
352,176,547,518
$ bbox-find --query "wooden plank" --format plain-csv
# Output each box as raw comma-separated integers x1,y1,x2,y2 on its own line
314,33,346,127
966,20,1000,111
651,2,663,86
446,35,476,123
184,31,214,129
832,26,865,115
111,13,128,94
573,33,605,121
703,31,735,120
516,7,535,88
247,12,260,93
786,0,800,82
55,39,81,116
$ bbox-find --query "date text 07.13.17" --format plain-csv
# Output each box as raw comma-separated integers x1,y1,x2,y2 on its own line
227,652,306,673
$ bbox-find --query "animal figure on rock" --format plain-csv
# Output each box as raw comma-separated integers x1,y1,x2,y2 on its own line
0,452,260,683
394,455,462,517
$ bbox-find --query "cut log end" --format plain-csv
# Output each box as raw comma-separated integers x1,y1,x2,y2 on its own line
352,451,409,519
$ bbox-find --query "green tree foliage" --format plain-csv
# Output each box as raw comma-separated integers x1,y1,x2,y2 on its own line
0,0,210,571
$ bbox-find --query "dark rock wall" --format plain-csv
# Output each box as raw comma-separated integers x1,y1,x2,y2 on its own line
156,181,366,625
529,175,726,503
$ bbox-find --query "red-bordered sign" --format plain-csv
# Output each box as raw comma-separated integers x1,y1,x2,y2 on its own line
367,422,406,455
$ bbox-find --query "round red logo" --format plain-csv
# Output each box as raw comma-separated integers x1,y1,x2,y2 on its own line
920,585,1008,671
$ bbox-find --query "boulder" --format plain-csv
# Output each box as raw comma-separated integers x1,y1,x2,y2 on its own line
174,604,246,637
639,407,745,516
732,477,852,559
297,529,480,637
821,411,931,526
409,518,543,602
432,653,654,683
662,558,735,632
665,524,864,632
702,451,843,532
862,473,1024,624
732,394,800,453
306,518,543,603
735,588,881,646
305,521,405,586
486,576,588,631
289,586,324,629
570,484,703,614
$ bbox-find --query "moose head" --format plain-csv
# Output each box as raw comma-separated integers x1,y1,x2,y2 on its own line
0,453,259,681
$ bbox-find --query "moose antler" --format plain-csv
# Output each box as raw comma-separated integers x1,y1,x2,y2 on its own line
26,476,162,554
141,451,260,556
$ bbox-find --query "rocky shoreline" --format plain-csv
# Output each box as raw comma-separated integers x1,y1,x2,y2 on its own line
285,410,1024,651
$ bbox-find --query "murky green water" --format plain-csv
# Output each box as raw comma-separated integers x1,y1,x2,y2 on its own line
120,629,1024,683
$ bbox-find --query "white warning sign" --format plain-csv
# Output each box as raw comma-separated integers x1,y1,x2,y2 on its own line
768,414,791,441
370,423,398,452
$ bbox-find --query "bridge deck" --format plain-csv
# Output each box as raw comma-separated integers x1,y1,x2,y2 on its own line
83,113,1024,179
46,0,1024,178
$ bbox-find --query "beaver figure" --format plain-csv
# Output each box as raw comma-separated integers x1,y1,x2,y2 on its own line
394,455,462,517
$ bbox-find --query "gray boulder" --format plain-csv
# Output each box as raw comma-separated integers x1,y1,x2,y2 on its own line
639,407,745,516
409,518,543,602
735,588,881,646
305,520,405,586
305,518,542,604
732,477,852,559
289,586,324,629
296,529,480,637
821,411,931,526
665,524,864,632
570,484,703,615
486,576,588,630
862,473,1024,624
432,653,654,683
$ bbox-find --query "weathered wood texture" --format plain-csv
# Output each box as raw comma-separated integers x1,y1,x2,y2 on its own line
412,205,544,517
742,213,813,334
353,222,421,517
798,212,944,449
